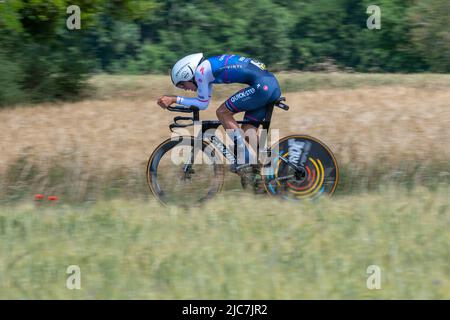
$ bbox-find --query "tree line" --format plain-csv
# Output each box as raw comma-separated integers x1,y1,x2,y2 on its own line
0,0,448,106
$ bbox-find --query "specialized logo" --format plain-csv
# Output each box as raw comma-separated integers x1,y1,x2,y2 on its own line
210,135,235,164
230,87,256,103
263,85,268,91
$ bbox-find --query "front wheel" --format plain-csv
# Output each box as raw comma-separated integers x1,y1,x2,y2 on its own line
147,136,225,206
261,135,339,200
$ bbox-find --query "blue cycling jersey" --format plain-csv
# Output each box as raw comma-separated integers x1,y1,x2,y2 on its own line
176,54,281,121
208,54,271,85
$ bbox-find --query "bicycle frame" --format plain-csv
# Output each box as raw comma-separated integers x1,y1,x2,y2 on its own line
168,102,280,166
201,106,275,165
149,97,339,203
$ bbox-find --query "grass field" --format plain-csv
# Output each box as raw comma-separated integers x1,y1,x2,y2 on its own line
0,73,449,299
87,72,450,101
0,187,448,299
1,73,449,202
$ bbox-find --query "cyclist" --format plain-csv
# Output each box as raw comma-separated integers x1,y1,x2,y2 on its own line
157,53,281,174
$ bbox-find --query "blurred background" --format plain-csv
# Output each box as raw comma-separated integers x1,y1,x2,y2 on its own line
0,0,449,203
0,0,449,105
0,0,449,299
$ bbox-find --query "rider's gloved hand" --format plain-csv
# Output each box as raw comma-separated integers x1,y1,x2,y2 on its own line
157,95,177,109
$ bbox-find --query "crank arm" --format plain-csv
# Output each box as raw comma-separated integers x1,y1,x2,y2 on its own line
267,175,295,183
279,155,304,173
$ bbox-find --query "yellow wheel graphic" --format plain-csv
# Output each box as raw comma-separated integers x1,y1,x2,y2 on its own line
261,135,339,200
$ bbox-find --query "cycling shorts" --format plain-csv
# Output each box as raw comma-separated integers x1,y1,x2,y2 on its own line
224,75,281,122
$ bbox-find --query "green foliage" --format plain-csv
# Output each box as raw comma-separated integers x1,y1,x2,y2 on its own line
408,0,450,72
0,0,157,105
0,50,27,106
0,0,449,106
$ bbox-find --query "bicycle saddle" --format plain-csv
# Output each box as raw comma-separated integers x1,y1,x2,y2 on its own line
274,97,289,110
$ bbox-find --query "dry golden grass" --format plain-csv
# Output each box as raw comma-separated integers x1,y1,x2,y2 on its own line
88,72,450,101
1,74,449,178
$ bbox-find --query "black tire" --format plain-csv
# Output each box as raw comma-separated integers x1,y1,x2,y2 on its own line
147,136,225,206
261,135,339,200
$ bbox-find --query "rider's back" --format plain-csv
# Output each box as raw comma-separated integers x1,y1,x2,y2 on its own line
176,54,279,111
205,54,273,85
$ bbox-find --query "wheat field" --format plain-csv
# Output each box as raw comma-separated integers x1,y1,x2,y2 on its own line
0,188,448,299
1,73,449,201
1,73,449,174
0,73,449,299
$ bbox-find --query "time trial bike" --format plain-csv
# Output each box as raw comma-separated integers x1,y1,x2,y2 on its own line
146,97,339,205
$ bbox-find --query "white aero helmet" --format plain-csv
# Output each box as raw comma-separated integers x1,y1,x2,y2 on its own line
171,53,204,85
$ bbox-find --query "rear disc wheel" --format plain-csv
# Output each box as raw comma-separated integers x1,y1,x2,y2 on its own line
261,135,339,200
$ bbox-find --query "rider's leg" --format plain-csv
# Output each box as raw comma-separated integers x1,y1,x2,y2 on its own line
216,103,239,131
241,123,258,162
216,104,251,169
216,106,258,137
216,106,257,155
218,80,279,171
241,123,258,137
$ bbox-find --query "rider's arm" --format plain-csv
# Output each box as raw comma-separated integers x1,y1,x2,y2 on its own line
176,60,214,110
